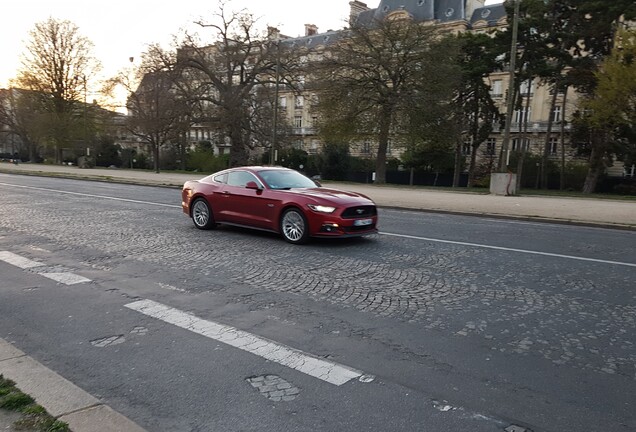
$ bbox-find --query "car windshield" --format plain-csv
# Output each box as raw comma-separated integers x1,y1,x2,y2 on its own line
258,170,317,190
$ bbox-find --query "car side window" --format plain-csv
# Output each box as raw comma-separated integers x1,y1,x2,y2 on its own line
227,171,258,187
213,173,227,184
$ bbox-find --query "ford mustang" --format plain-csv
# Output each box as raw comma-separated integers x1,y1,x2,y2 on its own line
181,166,378,244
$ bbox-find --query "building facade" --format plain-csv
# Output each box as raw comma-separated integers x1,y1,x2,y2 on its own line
271,0,584,172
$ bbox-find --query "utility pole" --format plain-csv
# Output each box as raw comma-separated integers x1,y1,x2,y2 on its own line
270,41,280,166
498,0,520,172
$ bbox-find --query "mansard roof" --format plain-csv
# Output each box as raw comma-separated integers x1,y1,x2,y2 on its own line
354,0,467,26
279,1,507,50
469,3,506,27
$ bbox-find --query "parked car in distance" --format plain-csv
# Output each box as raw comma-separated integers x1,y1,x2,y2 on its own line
181,166,378,244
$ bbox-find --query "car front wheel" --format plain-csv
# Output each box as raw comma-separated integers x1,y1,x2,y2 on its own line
191,198,216,230
280,208,309,244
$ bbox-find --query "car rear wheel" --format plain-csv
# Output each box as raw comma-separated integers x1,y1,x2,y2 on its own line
280,208,309,244
191,198,216,230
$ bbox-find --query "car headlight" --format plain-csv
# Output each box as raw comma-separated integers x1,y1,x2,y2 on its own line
308,204,336,214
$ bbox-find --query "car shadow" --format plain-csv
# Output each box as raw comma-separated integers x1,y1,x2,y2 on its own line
214,224,378,248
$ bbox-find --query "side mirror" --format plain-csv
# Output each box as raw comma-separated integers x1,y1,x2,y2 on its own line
245,181,262,190
313,180,322,187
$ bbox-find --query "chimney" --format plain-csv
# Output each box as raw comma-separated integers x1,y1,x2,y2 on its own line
305,24,318,36
349,0,369,24
268,26,281,40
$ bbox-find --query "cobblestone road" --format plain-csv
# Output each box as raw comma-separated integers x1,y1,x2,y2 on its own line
1,180,634,391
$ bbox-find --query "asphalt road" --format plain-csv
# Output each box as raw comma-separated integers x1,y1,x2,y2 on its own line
0,174,635,432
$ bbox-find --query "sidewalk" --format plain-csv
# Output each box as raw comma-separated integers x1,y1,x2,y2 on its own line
1,162,634,230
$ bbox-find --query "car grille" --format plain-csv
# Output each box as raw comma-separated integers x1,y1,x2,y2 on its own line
341,205,377,219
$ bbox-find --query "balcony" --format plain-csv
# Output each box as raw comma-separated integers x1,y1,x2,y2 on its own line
495,121,571,133
291,127,316,135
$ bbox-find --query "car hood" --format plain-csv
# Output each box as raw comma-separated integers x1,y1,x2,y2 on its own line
286,188,374,205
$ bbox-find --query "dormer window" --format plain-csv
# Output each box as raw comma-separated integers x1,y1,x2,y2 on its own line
481,9,491,19
445,8,454,17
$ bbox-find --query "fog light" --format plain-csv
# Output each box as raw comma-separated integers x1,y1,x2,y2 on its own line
321,223,340,232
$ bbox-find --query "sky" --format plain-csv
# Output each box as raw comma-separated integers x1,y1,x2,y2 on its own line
1,0,502,90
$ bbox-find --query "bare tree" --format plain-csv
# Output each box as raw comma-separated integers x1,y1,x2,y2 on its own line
122,45,191,173
0,89,48,161
175,4,290,167
14,18,100,163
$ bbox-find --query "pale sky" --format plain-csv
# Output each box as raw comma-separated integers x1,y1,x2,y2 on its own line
1,0,501,90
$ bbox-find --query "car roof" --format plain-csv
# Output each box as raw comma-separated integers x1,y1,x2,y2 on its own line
228,166,292,173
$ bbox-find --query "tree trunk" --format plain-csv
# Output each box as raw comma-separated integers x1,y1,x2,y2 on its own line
374,108,392,184
540,81,560,189
559,86,569,190
516,82,532,191
452,140,462,188
467,145,478,188
582,147,603,194
229,124,248,168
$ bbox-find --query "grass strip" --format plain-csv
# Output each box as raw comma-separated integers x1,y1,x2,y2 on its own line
0,374,70,431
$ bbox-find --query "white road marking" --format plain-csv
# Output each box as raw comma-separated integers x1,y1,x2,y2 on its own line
125,299,365,386
0,182,180,209
380,232,636,268
0,251,91,285
41,273,92,285
0,251,44,269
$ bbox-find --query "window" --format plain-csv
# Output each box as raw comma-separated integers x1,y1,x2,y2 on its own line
485,138,496,156
279,96,287,109
295,95,304,108
227,171,258,187
549,138,558,155
293,140,303,150
514,108,531,123
519,79,534,96
462,141,471,155
552,106,562,122
512,138,530,151
294,116,302,128
490,79,503,97
362,141,371,154
213,173,227,184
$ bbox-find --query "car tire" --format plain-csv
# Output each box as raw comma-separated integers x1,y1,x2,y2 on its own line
191,198,216,230
280,208,309,244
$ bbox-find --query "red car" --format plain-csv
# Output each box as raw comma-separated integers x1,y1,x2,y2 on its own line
181,166,378,244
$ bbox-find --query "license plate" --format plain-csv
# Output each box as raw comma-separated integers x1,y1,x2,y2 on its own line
354,218,372,226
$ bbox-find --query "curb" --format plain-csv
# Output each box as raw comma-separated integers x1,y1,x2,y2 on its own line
0,338,146,432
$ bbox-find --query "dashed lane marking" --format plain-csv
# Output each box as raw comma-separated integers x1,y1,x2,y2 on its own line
40,272,91,285
0,182,180,208
0,251,44,269
0,251,91,285
125,299,367,386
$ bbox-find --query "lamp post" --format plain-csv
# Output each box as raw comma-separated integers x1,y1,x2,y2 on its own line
83,75,88,161
270,41,280,166
498,0,520,173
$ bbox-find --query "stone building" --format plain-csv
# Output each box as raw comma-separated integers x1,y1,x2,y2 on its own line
271,0,581,172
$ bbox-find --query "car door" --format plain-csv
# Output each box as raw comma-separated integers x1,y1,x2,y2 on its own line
221,171,278,229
